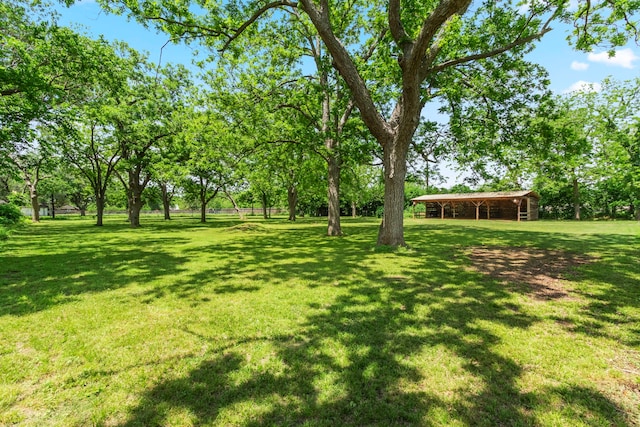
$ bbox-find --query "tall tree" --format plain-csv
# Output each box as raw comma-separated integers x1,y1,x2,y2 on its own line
61,42,136,226
112,63,191,227
2,1,132,223
64,118,123,225
535,97,594,220
268,11,378,234
7,135,55,222
218,20,366,234
86,0,639,245
181,100,251,222
588,78,640,220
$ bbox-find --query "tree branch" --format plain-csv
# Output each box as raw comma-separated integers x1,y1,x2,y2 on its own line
144,15,232,40
1,88,21,97
219,1,299,51
362,29,388,62
277,103,320,130
299,0,392,144
413,0,473,68
425,27,552,76
337,99,355,134
388,0,409,46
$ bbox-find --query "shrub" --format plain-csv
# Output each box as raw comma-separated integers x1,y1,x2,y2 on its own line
0,203,22,226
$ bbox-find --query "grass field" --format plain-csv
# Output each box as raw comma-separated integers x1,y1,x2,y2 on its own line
0,215,639,426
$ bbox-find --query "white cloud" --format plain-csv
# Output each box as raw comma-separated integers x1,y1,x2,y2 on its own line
570,61,589,71
587,48,639,69
563,80,602,93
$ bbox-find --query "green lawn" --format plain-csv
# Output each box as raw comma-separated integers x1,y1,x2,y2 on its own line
1,215,639,426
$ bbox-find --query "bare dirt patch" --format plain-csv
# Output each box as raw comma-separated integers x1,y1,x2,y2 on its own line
467,247,595,300
226,223,269,233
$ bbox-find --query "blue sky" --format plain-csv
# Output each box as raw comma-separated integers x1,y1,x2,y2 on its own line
55,1,204,68
526,27,639,93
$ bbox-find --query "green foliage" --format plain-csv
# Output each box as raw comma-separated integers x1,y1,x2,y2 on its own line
6,0,640,244
1,0,142,224
527,78,640,220
6,191,27,207
1,0,127,157
404,181,428,209
0,203,22,226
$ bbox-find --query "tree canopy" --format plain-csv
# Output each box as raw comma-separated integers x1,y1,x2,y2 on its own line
84,0,639,245
2,0,640,241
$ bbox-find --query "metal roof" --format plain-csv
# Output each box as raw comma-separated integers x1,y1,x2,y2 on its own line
411,190,539,203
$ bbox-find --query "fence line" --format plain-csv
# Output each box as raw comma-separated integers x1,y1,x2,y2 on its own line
100,208,286,216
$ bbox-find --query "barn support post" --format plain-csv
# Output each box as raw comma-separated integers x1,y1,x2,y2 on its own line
472,200,484,220
515,198,523,222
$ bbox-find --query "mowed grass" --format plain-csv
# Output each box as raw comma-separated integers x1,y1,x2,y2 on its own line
0,215,638,426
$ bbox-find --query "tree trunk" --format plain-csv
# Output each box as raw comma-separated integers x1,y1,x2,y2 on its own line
572,175,580,220
425,161,430,190
351,200,357,218
377,138,409,247
126,192,133,223
30,190,40,223
161,182,171,220
96,196,105,226
327,151,342,235
261,191,269,220
200,189,207,223
50,194,55,219
129,173,144,228
226,191,241,216
288,185,297,221
130,197,143,227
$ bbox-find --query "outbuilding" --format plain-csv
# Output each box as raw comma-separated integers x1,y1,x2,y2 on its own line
411,190,540,221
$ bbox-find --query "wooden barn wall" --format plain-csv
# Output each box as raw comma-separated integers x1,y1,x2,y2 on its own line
421,198,539,220
528,197,539,220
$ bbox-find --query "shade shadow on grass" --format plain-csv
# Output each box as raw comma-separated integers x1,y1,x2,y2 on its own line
0,220,190,316
2,218,636,425
118,221,633,426
407,222,640,346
